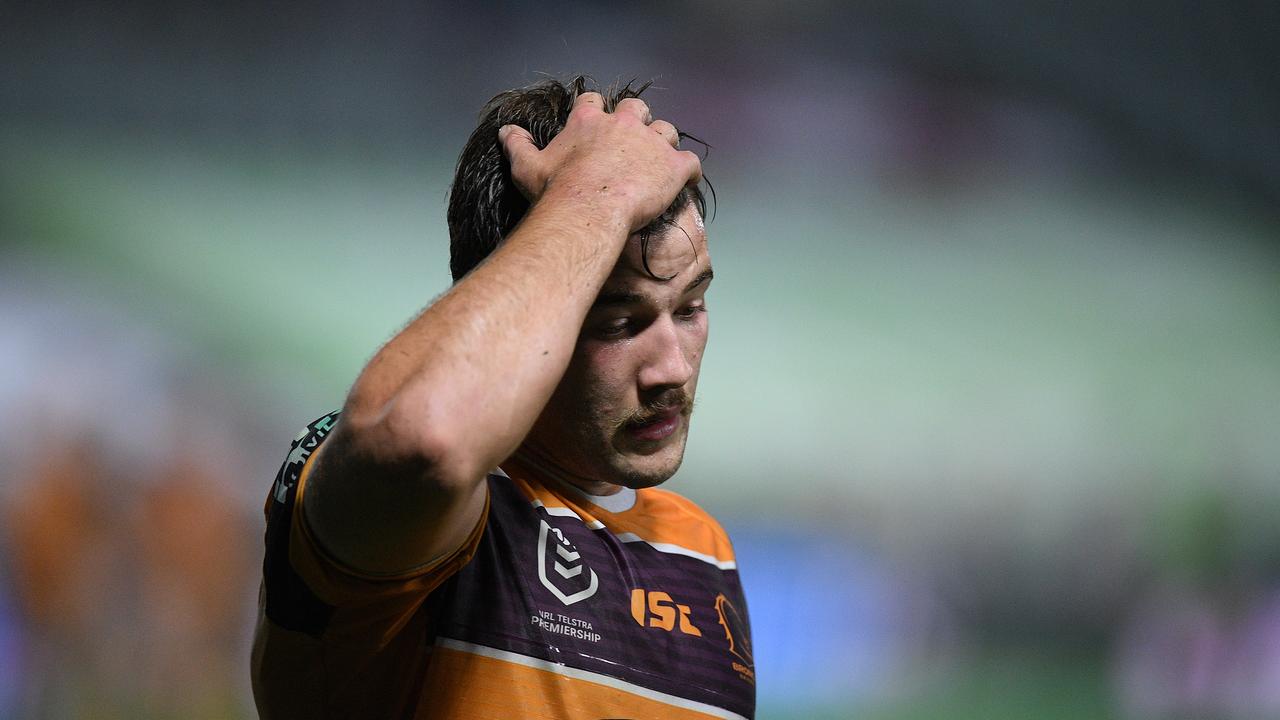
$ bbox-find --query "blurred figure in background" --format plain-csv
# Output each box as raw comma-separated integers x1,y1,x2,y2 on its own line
5,436,116,716
0,280,267,719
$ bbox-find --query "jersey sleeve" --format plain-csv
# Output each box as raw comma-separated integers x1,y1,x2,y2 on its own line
257,411,488,649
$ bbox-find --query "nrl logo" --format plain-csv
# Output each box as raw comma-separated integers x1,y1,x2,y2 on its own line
537,519,599,606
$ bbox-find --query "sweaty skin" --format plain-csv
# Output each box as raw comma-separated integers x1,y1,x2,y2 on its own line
301,92,704,576
514,205,713,496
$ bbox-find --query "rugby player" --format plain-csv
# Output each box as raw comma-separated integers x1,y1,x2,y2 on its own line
252,77,755,719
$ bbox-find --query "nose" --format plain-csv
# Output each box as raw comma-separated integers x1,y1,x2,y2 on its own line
637,316,694,392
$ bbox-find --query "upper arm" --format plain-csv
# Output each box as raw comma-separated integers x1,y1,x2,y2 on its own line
299,416,489,578
254,412,492,713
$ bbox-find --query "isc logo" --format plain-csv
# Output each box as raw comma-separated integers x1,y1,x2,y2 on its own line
629,589,702,637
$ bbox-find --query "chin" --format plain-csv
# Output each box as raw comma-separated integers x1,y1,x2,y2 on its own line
610,443,687,489
614,470,673,490
600,420,691,488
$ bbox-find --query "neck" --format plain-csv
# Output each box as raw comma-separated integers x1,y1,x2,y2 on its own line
507,444,624,497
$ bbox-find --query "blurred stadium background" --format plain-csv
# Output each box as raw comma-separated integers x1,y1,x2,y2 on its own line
2,2,1278,718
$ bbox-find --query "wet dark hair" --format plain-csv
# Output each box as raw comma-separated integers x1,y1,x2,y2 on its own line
446,76,710,283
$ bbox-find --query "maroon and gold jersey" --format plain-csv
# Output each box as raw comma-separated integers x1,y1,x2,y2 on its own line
252,412,756,719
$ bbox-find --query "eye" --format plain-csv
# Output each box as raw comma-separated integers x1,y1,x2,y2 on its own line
595,317,633,339
675,303,707,321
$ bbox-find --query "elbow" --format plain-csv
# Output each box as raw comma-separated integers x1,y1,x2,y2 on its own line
340,393,481,492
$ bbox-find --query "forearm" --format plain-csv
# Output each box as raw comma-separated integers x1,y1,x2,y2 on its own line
341,194,629,485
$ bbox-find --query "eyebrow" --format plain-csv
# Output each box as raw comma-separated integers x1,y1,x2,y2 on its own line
682,267,715,294
591,266,714,309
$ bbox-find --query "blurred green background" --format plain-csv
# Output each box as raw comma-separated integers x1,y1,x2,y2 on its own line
2,2,1278,718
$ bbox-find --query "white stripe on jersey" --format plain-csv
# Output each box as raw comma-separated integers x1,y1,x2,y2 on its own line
435,637,749,720
615,533,738,570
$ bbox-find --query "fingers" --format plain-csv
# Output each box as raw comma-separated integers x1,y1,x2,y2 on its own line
650,120,679,148
505,90,700,217
614,97,651,123
679,149,703,186
573,91,604,110
575,93,651,125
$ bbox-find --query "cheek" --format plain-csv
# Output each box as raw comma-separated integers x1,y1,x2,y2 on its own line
564,343,634,411
686,323,708,363
684,328,707,392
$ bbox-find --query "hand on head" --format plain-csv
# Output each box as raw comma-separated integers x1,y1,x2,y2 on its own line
498,91,702,234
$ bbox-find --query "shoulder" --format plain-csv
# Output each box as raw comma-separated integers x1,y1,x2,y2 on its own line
640,486,730,535
267,412,342,510
631,486,737,569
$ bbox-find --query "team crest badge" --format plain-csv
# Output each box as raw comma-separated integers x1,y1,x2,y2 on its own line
715,593,755,684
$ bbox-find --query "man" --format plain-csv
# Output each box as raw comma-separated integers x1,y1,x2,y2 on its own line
251,77,755,720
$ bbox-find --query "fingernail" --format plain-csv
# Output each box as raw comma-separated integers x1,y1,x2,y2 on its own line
497,125,512,141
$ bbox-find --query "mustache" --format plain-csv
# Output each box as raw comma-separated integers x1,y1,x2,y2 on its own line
612,389,693,430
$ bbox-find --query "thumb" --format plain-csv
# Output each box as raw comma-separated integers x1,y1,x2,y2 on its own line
498,125,542,200
498,124,536,163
